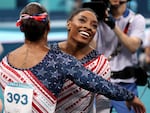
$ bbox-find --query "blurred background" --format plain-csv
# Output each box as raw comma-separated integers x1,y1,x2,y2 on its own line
0,0,91,59
0,0,150,112
0,0,150,59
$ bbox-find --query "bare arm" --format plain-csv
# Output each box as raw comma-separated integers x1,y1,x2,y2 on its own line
113,25,141,53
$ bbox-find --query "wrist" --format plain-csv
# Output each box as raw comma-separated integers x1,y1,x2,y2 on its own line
127,94,135,102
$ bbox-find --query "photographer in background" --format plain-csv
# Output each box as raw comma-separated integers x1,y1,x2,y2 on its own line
139,30,150,77
89,0,146,113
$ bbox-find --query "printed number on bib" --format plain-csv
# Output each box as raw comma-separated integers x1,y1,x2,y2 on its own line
4,82,34,113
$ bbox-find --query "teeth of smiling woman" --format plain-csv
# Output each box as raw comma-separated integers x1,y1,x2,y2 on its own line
79,31,90,38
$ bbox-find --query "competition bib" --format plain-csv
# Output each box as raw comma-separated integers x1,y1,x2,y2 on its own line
4,82,34,113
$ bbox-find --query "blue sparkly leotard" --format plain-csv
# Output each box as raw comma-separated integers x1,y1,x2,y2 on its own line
0,45,134,112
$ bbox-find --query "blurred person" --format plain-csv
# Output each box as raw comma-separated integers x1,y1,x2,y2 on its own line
92,0,146,113
0,43,3,56
73,0,83,10
139,29,150,73
127,0,138,13
73,0,91,10
0,2,146,113
66,0,90,14
138,29,150,99
54,8,111,113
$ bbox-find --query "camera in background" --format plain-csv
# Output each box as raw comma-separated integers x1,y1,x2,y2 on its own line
82,0,110,21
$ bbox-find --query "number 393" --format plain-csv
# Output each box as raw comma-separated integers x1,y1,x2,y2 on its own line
6,92,28,105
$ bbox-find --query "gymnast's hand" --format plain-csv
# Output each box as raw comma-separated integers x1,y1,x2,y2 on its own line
126,96,146,113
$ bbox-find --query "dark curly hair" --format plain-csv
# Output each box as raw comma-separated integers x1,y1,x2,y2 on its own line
19,2,50,42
